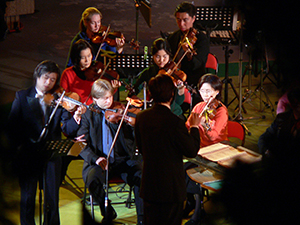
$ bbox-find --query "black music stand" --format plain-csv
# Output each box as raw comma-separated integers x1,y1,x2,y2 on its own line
39,139,83,225
108,54,152,86
195,6,238,45
195,6,241,108
234,32,275,119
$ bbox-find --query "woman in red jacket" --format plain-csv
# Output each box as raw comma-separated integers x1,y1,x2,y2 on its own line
186,74,228,147
60,39,120,105
184,74,228,225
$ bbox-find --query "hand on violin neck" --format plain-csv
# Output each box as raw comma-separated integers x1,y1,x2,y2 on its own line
175,80,185,95
73,105,86,123
111,80,121,89
116,37,125,53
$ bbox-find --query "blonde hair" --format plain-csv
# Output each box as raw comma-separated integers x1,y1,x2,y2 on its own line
79,7,102,31
91,79,114,99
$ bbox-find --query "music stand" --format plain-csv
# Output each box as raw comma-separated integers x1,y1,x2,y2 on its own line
108,54,152,86
195,6,241,108
39,139,84,225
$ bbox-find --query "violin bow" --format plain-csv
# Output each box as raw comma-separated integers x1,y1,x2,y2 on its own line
99,60,111,79
173,31,189,61
95,24,111,60
198,96,214,118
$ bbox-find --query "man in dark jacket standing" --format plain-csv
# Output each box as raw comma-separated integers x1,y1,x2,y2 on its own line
7,60,83,225
135,74,201,225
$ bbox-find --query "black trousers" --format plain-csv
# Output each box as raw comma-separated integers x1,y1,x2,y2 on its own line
83,159,143,219
19,157,62,225
144,200,184,225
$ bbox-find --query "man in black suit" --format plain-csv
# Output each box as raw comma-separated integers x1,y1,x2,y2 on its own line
7,60,83,225
135,74,201,225
167,1,209,110
76,79,143,225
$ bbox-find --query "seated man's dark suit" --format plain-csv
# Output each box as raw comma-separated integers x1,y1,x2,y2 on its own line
77,105,143,221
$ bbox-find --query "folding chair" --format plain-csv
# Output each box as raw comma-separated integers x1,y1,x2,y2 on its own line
227,120,246,146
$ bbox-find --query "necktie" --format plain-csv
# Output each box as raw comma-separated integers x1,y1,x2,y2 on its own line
102,112,114,163
35,93,48,116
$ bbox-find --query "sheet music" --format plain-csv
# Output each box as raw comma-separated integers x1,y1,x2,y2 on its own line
198,142,262,168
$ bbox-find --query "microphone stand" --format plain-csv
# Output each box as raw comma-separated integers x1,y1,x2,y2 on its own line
36,90,65,225
104,100,131,219
143,81,147,109
37,90,66,143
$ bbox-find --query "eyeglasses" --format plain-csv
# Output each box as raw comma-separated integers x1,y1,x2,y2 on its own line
199,89,212,94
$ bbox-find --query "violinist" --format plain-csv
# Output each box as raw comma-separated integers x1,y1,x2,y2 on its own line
76,78,144,225
60,39,120,184
65,7,125,68
186,74,228,147
167,1,209,107
184,74,228,225
129,38,186,119
61,39,120,105
6,60,83,225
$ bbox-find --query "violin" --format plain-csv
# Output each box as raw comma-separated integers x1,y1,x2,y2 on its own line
84,60,134,93
200,97,221,131
43,86,99,114
173,27,198,62
104,101,141,126
84,60,119,82
92,25,140,50
158,60,187,82
158,60,197,94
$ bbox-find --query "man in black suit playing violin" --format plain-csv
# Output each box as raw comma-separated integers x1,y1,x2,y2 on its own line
7,60,84,225
76,78,144,225
167,1,209,109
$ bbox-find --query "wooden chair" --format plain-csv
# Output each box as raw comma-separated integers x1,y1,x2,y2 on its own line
227,120,246,146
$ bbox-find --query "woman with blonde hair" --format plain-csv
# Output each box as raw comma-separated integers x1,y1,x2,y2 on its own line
66,7,125,67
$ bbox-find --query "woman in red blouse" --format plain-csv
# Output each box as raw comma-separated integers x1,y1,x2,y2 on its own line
184,74,228,225
186,74,228,147
60,39,120,105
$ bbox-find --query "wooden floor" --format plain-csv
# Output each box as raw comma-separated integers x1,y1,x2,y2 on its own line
2,73,283,225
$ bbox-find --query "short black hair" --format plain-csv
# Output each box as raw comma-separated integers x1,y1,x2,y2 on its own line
148,74,175,103
33,60,60,86
198,74,223,101
70,39,93,68
175,1,196,17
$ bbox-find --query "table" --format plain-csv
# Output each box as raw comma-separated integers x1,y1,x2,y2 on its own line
186,142,262,192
